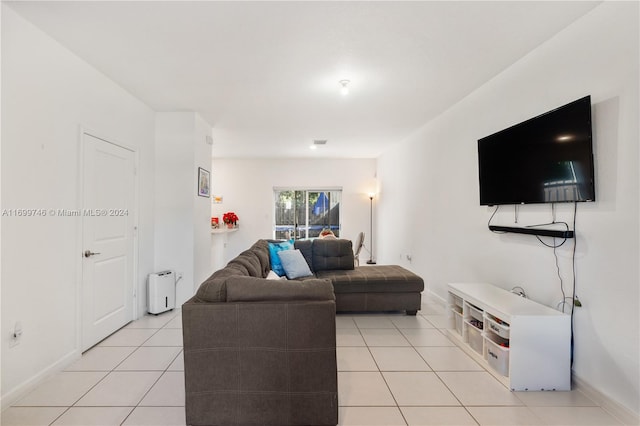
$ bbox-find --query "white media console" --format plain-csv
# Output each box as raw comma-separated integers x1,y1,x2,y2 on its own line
447,282,571,391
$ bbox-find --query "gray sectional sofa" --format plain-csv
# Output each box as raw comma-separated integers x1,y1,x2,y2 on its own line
183,240,338,426
182,238,424,425
294,238,424,315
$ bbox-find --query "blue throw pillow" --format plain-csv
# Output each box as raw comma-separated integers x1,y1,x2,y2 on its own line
268,240,293,276
278,249,314,279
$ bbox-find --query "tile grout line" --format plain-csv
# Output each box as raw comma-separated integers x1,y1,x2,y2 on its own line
409,329,494,426
423,308,600,424
119,319,183,426
421,314,488,425
58,314,177,426
419,312,490,421
8,308,611,426
40,324,154,426
357,317,409,426
393,314,471,425
43,368,117,425
423,313,537,424
5,312,181,426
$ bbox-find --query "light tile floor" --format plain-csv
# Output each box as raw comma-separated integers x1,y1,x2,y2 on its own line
2,296,626,426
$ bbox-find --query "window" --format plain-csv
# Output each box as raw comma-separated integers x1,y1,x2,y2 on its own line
274,189,341,240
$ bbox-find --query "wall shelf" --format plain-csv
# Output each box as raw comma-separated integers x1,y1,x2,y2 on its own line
211,228,238,235
489,225,574,239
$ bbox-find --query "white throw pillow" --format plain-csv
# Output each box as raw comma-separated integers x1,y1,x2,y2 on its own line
267,270,288,280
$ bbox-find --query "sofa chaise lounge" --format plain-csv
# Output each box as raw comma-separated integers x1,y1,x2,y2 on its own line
293,238,424,315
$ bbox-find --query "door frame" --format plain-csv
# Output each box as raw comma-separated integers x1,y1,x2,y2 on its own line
76,126,139,352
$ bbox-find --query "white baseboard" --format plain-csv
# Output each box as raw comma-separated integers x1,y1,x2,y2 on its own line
1,349,80,411
424,288,447,306
572,373,639,425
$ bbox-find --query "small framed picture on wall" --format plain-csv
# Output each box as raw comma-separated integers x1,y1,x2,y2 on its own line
198,167,210,197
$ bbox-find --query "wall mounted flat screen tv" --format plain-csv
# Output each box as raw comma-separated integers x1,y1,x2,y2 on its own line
478,96,595,206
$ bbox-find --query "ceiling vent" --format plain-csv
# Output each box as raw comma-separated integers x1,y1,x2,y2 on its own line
313,139,327,145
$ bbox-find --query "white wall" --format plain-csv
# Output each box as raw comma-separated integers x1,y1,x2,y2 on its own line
1,5,156,406
193,117,214,288
154,113,212,305
1,2,4,404
377,2,638,417
211,158,377,265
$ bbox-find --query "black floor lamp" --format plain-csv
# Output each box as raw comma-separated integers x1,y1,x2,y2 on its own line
367,193,376,264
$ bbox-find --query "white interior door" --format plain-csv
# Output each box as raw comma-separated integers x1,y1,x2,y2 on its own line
82,133,136,351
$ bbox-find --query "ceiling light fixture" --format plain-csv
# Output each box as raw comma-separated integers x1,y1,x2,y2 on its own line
339,80,350,96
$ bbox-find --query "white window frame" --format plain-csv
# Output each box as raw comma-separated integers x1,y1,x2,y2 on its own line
273,187,342,240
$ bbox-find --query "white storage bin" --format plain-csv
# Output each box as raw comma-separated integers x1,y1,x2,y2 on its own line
465,320,483,355
466,302,484,322
452,310,463,335
486,316,510,339
451,294,463,310
484,334,510,377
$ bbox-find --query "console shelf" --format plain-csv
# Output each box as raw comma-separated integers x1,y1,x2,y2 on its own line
447,283,571,391
489,225,574,238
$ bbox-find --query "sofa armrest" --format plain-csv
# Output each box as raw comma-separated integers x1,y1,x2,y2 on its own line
182,298,338,425
225,276,335,302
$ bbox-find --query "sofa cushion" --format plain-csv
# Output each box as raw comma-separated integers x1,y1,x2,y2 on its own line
316,265,424,294
278,249,313,279
228,249,263,277
251,240,272,277
312,239,355,272
225,276,335,302
268,240,294,276
293,239,314,272
195,276,227,302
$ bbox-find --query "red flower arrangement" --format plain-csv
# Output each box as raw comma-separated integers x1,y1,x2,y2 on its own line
223,212,239,225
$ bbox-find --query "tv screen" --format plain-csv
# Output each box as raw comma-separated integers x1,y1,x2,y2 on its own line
478,96,595,206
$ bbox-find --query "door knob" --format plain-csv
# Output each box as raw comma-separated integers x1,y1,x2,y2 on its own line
84,250,101,258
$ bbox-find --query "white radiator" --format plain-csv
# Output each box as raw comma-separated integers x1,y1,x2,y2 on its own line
148,270,176,315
